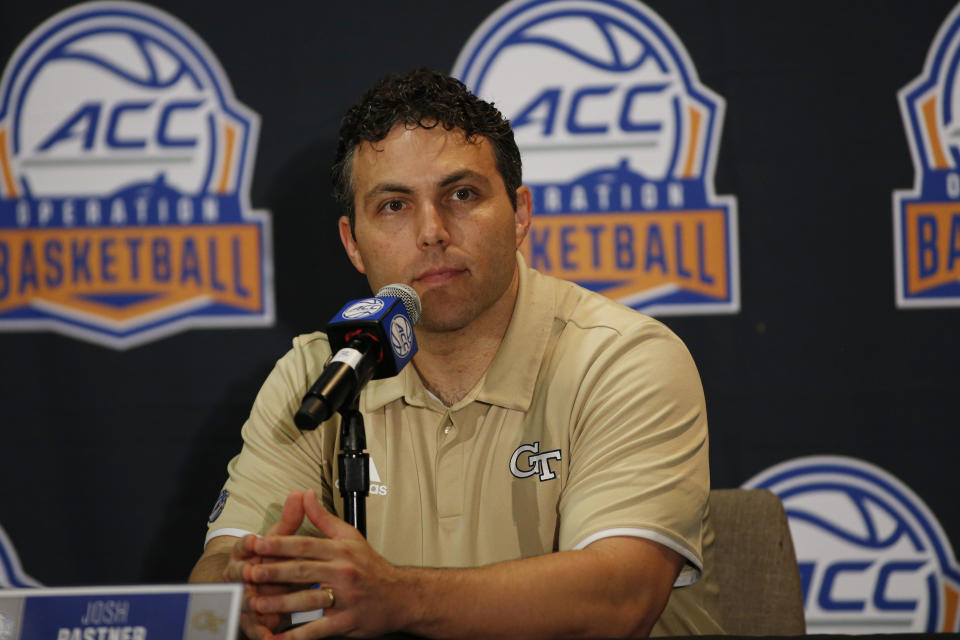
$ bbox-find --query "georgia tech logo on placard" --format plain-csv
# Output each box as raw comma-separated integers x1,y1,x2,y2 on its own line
745,456,960,633
1,521,41,588
0,2,274,348
0,613,14,640
453,0,739,314
895,4,960,308
191,610,225,633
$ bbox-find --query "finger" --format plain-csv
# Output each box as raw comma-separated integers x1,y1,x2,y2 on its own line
221,536,259,582
222,536,267,582
245,612,285,635
303,488,362,541
246,558,339,586
267,491,307,537
230,534,261,561
241,583,292,638
252,585,337,616
241,583,277,612
252,535,339,561
223,561,242,583
240,613,283,640
247,583,291,601
239,615,268,640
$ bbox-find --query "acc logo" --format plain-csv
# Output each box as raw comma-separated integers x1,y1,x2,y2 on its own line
342,298,384,319
1,521,41,588
207,489,228,523
895,4,960,308
453,0,738,314
745,456,960,633
389,313,413,357
0,3,273,348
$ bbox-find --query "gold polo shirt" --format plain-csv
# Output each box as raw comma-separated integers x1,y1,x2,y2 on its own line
207,253,721,635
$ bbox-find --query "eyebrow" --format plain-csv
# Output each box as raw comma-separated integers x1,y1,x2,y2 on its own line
363,169,492,205
365,183,412,197
438,169,488,188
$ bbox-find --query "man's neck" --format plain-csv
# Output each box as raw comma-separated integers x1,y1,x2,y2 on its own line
412,271,520,407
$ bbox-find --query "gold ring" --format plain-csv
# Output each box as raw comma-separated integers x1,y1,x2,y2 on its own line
321,586,336,609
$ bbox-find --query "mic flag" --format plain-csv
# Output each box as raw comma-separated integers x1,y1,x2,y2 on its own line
294,284,420,428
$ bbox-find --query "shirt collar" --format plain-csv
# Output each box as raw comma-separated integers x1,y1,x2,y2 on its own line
361,252,555,413
474,252,553,410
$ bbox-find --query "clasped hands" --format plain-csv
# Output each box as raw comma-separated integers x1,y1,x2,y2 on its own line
223,489,409,640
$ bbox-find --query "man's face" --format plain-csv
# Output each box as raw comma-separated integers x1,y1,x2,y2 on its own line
339,124,531,334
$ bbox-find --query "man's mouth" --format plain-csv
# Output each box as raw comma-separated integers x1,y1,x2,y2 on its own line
414,266,466,286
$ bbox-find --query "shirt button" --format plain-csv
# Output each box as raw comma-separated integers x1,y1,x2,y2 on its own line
444,424,453,435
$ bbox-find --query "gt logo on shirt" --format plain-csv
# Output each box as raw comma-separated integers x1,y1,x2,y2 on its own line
510,442,562,481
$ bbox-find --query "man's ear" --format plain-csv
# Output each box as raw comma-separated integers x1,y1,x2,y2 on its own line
338,215,366,274
514,185,532,248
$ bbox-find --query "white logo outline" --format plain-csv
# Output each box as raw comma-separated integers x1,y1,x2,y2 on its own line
510,441,562,481
389,313,414,358
744,455,960,633
452,0,740,316
0,2,275,349
341,298,384,319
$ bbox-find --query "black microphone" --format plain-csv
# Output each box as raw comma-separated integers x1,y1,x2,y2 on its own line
294,284,420,429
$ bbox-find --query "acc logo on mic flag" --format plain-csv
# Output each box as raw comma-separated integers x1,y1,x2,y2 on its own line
342,298,385,320
453,0,739,314
0,2,274,348
389,314,414,358
895,4,960,308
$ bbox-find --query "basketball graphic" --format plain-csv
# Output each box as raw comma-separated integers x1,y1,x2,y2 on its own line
454,0,739,314
746,456,960,632
14,29,213,197
895,3,960,307
0,2,273,348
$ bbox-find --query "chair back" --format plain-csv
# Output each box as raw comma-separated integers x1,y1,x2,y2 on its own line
709,488,806,635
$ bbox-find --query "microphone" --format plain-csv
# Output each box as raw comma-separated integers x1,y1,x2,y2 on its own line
294,284,420,429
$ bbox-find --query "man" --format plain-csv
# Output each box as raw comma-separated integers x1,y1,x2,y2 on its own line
190,68,722,639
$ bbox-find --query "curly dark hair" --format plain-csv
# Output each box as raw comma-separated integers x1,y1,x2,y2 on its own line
331,68,522,233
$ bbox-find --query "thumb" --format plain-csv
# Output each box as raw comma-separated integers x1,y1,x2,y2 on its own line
303,489,363,540
266,491,306,536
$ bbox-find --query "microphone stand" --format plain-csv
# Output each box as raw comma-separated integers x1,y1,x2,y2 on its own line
291,384,376,626
337,396,368,537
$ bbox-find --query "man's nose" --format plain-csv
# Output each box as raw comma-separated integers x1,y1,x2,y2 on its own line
416,201,451,248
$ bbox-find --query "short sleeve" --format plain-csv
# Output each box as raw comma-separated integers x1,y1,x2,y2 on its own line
557,322,710,586
204,333,337,545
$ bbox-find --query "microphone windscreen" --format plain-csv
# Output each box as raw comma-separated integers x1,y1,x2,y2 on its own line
376,283,421,326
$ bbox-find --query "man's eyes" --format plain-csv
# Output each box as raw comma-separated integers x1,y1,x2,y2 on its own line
381,199,406,213
451,187,476,201
376,188,477,214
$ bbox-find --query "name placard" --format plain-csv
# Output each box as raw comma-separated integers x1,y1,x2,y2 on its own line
0,584,242,640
